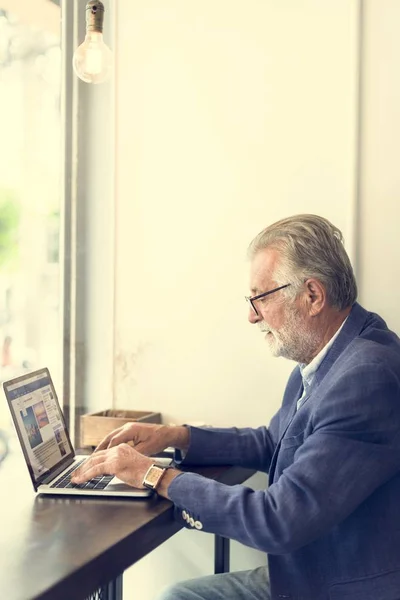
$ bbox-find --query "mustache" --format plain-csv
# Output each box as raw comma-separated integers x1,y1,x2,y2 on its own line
258,322,272,334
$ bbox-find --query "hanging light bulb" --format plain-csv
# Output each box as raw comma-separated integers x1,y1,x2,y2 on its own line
73,0,112,84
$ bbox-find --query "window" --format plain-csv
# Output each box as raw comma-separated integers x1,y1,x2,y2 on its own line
0,0,115,451
0,2,62,440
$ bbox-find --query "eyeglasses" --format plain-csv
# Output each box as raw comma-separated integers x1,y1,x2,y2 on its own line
245,284,291,316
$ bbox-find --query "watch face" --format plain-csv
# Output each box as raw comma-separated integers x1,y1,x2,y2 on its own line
147,466,163,485
144,465,165,489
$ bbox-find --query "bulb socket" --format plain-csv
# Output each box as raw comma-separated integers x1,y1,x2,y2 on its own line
85,0,105,33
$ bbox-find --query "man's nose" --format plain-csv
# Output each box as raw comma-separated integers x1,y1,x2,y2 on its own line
248,307,261,324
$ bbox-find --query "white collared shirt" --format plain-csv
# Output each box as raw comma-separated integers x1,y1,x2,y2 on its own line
297,318,347,410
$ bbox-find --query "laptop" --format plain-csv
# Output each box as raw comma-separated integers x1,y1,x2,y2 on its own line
3,367,158,498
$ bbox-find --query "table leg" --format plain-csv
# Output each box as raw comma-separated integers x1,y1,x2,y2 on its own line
106,573,123,600
214,535,230,574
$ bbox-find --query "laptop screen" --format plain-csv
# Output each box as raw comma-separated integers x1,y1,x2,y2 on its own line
4,368,74,485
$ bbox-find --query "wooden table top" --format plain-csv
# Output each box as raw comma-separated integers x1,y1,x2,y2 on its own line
0,445,255,600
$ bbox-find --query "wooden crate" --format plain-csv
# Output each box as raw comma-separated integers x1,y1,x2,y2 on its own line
80,409,162,448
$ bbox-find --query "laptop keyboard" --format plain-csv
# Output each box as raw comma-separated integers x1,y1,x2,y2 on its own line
50,460,114,490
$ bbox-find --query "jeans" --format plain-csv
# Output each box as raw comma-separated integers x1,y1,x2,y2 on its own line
157,566,270,600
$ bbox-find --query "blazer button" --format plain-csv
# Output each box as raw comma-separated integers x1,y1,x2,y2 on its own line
182,510,187,520
189,517,195,527
194,521,203,530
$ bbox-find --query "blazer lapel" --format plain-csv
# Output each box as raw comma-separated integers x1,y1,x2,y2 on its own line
269,378,303,481
268,303,370,482
279,379,303,438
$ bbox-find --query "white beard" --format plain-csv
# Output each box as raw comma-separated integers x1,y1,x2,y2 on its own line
259,304,319,363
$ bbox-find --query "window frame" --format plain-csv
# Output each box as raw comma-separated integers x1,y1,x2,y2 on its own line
61,0,116,446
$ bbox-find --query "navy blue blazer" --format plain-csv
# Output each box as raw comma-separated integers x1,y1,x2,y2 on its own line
169,303,400,600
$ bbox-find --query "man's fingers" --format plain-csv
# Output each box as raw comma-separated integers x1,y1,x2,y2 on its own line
107,433,126,449
95,425,134,451
72,453,110,482
94,433,114,451
94,440,108,451
72,464,102,483
95,431,122,451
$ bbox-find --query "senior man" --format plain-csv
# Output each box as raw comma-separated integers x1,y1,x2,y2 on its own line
73,214,400,600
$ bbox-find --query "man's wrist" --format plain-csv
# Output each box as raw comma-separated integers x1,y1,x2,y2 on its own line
166,425,190,453
154,467,182,499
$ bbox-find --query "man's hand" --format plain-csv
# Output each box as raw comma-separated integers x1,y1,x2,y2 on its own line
71,444,153,488
94,422,190,456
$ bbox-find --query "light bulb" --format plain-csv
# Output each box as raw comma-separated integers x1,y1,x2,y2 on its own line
72,1,112,84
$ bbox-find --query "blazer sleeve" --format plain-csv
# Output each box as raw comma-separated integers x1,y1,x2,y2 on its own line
176,423,278,473
168,359,400,554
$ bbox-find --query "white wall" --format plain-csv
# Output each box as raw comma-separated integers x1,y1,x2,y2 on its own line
112,2,360,598
358,0,400,331
113,0,358,422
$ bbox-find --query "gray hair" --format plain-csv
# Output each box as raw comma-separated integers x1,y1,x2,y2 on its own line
247,214,357,310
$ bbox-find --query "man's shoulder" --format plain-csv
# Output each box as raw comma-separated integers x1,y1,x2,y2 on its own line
306,304,400,401
348,306,400,362
334,303,400,364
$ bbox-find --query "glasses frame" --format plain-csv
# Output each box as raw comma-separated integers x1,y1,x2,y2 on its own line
245,283,291,316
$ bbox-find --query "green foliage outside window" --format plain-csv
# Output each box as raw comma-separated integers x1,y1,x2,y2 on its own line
0,189,20,270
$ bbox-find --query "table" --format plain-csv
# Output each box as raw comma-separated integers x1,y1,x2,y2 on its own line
0,447,255,600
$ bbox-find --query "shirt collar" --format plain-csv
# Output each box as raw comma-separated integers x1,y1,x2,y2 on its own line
299,317,348,390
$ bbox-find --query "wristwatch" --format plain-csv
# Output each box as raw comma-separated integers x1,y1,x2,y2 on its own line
142,464,169,491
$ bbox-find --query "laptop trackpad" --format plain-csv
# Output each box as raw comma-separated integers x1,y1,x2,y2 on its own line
108,477,151,495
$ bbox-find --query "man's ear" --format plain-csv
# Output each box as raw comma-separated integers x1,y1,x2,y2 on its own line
303,278,326,316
